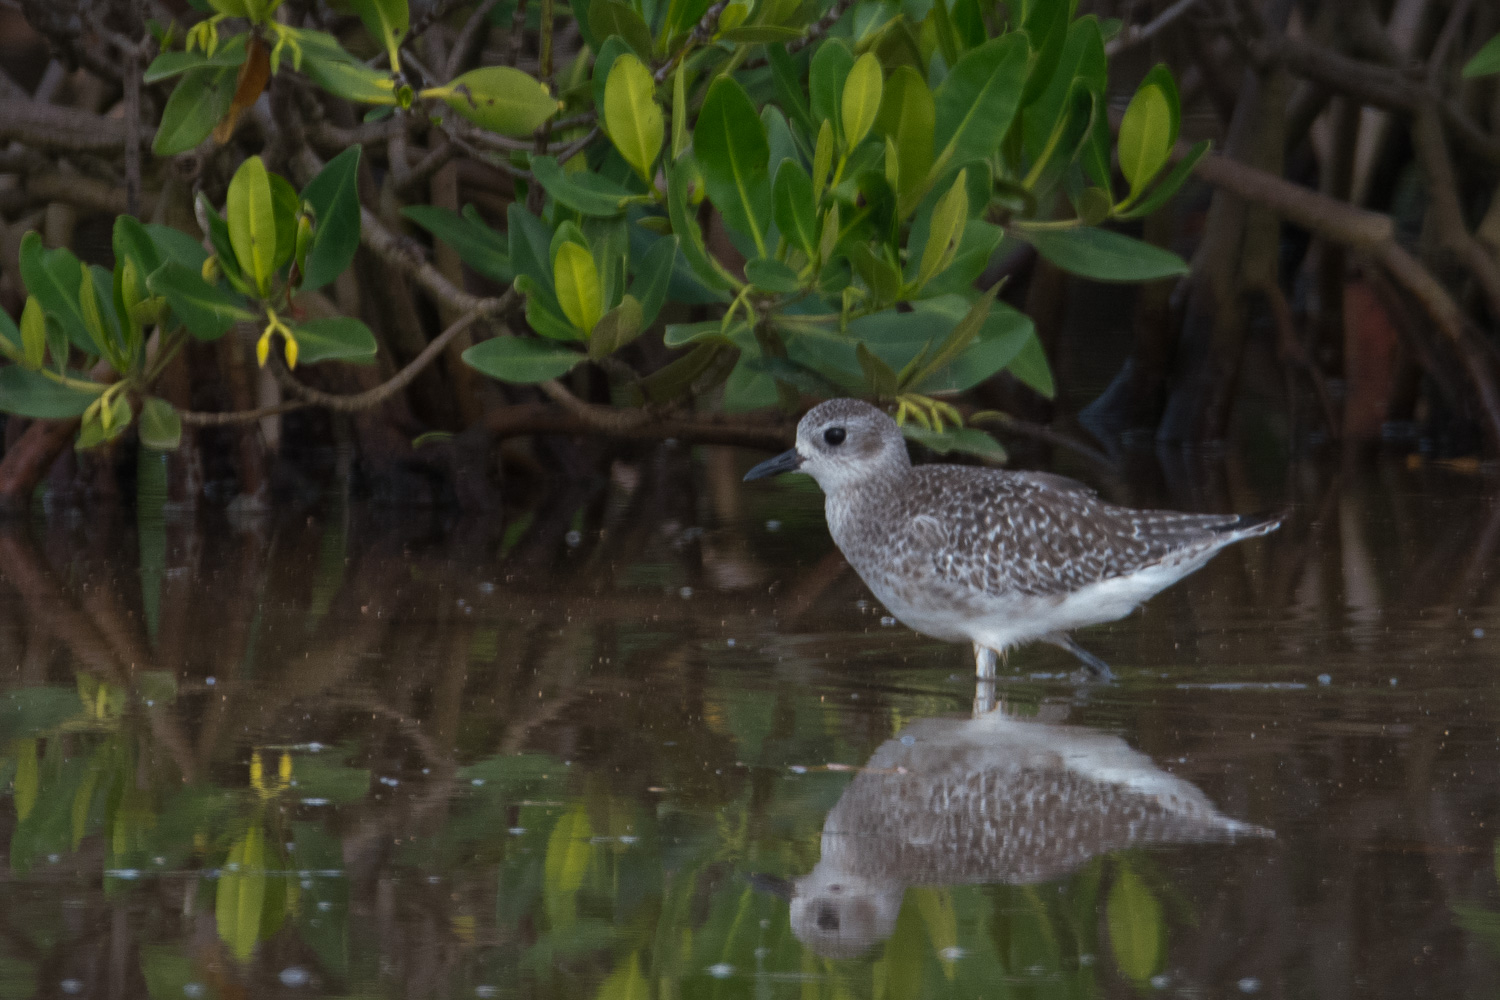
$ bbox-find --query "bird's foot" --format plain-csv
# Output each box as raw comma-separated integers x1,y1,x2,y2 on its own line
1043,633,1116,682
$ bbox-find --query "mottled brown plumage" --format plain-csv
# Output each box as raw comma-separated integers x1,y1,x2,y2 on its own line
746,399,1280,675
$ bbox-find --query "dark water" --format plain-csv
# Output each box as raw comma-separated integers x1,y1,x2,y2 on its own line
1,447,1499,999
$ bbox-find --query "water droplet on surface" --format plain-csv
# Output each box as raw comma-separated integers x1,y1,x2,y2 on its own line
707,964,734,979
1238,978,1261,994
279,966,309,987
565,530,582,547
880,616,896,626
1474,627,1485,638
679,586,693,598
1317,674,1332,686
183,984,205,998
475,987,498,999
61,981,82,995
940,947,965,960
1150,975,1170,989
765,520,781,531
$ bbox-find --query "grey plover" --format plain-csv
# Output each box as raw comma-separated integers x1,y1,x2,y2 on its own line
744,399,1281,679
774,710,1270,957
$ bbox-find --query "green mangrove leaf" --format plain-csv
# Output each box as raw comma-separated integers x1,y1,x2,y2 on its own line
588,294,644,359
603,53,663,184
0,367,101,418
1463,33,1500,77
876,65,935,213
1022,226,1189,282
1118,64,1179,197
841,52,884,151
436,67,562,137
531,155,633,216
810,39,854,145
464,337,584,383
300,145,363,290
916,169,967,290
144,33,248,82
300,51,397,104
153,66,237,156
554,242,604,332
402,205,512,283
350,0,409,66
226,156,277,296
292,316,378,364
590,0,654,58
745,257,800,292
629,235,679,327
930,34,1029,182
147,261,256,340
694,77,772,257
773,159,818,258
1116,139,1209,220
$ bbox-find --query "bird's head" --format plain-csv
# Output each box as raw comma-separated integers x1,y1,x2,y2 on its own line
784,867,903,959
743,399,909,494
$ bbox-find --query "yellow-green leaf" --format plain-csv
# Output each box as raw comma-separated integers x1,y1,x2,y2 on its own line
544,803,594,926
216,825,268,963
350,0,409,69
19,297,44,371
877,65,935,215
671,60,688,160
553,242,603,332
812,118,834,203
603,54,663,184
12,739,37,821
226,156,277,297
595,951,650,1000
917,169,967,290
1118,79,1173,196
434,67,562,138
76,270,113,360
840,52,883,151
1107,867,1165,983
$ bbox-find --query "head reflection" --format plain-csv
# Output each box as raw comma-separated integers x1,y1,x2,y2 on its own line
785,709,1271,959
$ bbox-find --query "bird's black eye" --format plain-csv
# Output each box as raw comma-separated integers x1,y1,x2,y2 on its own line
824,427,846,446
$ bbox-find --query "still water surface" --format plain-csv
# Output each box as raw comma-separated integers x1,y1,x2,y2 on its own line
0,450,1498,998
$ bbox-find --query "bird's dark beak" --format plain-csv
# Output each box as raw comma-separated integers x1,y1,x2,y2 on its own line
743,448,803,481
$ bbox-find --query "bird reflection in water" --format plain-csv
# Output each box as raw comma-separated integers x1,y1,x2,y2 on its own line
773,709,1271,959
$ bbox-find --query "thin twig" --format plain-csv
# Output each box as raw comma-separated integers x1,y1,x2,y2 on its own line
179,400,310,426
445,0,503,79
786,0,857,54
506,0,530,67
653,0,732,83
1105,0,1203,57
555,125,601,166
275,310,495,413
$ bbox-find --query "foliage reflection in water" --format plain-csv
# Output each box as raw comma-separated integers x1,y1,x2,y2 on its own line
2,454,1500,997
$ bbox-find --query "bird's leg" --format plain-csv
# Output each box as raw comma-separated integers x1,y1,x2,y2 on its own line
973,642,998,716
1043,633,1115,680
973,642,998,679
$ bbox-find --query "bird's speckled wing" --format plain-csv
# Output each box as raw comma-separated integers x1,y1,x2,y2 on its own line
891,467,1248,598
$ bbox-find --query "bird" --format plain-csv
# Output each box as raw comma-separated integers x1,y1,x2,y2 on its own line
744,399,1281,679
774,710,1271,958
